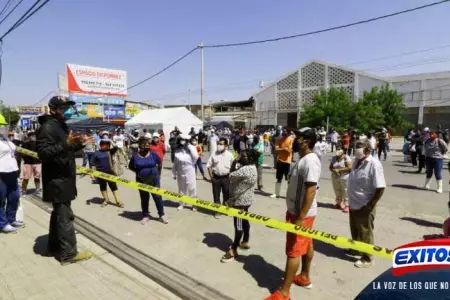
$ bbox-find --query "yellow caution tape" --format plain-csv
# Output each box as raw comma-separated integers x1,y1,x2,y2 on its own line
17,147,394,259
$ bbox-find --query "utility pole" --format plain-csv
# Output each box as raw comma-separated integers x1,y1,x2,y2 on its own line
199,42,204,124
188,88,192,111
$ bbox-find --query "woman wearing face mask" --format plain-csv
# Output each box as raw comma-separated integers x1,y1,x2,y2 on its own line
92,139,123,208
149,132,166,171
0,114,24,233
252,134,264,190
127,129,140,157
129,137,167,224
172,134,199,211
221,149,258,263
329,148,352,213
191,137,207,180
424,130,448,193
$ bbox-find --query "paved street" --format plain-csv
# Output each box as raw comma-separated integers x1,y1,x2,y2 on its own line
0,199,181,300
17,141,448,300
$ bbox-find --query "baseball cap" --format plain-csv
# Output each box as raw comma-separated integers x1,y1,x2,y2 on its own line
48,96,75,108
424,127,430,132
152,132,160,138
294,127,317,143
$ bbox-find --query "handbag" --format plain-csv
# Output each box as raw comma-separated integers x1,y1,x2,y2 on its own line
108,152,124,176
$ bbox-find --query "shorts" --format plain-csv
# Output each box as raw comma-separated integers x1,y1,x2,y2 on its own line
97,178,118,192
22,164,41,180
285,213,316,258
276,161,291,181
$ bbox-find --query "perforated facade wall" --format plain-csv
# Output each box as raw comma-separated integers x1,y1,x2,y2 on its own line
329,67,355,85
301,62,325,88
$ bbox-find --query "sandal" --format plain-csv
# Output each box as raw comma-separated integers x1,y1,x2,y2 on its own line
101,201,108,207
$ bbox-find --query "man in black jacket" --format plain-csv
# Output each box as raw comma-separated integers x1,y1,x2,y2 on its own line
36,96,92,265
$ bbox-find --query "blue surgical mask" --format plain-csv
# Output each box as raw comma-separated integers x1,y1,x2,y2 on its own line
63,108,73,120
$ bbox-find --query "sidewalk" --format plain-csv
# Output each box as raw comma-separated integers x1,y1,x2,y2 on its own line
0,200,181,300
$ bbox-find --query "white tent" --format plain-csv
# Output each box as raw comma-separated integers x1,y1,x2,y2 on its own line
124,107,203,144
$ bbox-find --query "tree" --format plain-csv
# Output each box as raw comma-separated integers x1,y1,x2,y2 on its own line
0,106,20,126
298,87,354,132
360,85,410,131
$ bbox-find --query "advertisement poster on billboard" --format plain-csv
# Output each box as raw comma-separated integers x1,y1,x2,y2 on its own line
73,103,104,120
67,64,127,97
69,93,125,105
104,105,126,119
125,102,152,119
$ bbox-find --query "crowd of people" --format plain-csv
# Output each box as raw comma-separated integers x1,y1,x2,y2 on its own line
1,95,450,299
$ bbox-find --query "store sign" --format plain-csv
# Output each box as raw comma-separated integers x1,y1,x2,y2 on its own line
66,64,127,96
69,94,125,105
104,105,126,119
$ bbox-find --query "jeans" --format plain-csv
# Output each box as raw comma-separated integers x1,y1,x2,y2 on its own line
410,151,417,166
0,172,20,229
211,174,230,205
137,176,164,217
82,152,94,168
195,157,204,176
48,201,77,261
425,157,444,180
378,145,387,160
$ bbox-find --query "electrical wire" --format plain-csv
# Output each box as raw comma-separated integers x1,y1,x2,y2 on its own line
0,0,50,41
0,0,14,20
0,0,25,27
203,0,450,48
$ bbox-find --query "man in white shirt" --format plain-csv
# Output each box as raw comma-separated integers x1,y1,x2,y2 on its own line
267,127,320,300
113,130,128,165
313,136,328,162
208,130,219,160
347,140,386,268
330,129,339,152
206,137,234,219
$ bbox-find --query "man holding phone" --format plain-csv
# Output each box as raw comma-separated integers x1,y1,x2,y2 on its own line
36,96,93,266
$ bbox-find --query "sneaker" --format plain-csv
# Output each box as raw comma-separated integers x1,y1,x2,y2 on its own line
191,206,197,212
214,213,221,219
177,205,184,211
354,258,373,268
220,250,238,263
269,194,279,199
61,251,93,266
11,221,25,228
293,274,313,289
140,216,150,225
159,215,169,224
265,290,290,300
1,224,17,234
239,242,250,250
342,206,349,213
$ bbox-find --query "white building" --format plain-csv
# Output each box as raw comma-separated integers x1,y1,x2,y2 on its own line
253,60,450,129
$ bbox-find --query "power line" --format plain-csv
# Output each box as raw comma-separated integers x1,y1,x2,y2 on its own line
0,0,50,41
126,47,198,91
0,0,25,27
204,0,450,48
0,0,14,20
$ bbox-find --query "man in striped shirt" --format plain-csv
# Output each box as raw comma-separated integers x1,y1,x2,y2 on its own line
266,127,321,300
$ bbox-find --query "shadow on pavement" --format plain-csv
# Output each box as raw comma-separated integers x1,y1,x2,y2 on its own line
314,241,356,263
255,190,272,197
390,184,421,190
317,202,336,209
118,210,158,222
33,235,56,258
398,170,420,174
86,197,104,206
391,163,409,167
400,217,442,229
202,232,232,252
164,199,181,208
239,254,284,293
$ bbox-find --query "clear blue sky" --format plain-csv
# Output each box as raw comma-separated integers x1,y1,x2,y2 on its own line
1,0,450,106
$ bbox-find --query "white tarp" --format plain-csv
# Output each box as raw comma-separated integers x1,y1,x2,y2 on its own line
124,107,203,144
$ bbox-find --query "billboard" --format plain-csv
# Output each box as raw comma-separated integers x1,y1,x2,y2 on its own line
66,64,127,97
125,102,151,119
69,93,125,105
73,103,104,120
104,105,126,119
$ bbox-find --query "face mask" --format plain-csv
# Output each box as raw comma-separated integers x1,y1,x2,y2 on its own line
180,140,186,145
336,150,344,156
140,148,149,154
354,148,366,160
63,108,73,120
217,145,225,152
29,136,37,142
153,138,159,143
192,141,198,146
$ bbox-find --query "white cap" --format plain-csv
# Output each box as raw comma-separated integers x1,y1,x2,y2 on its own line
424,127,430,132
144,132,152,138
152,132,160,138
